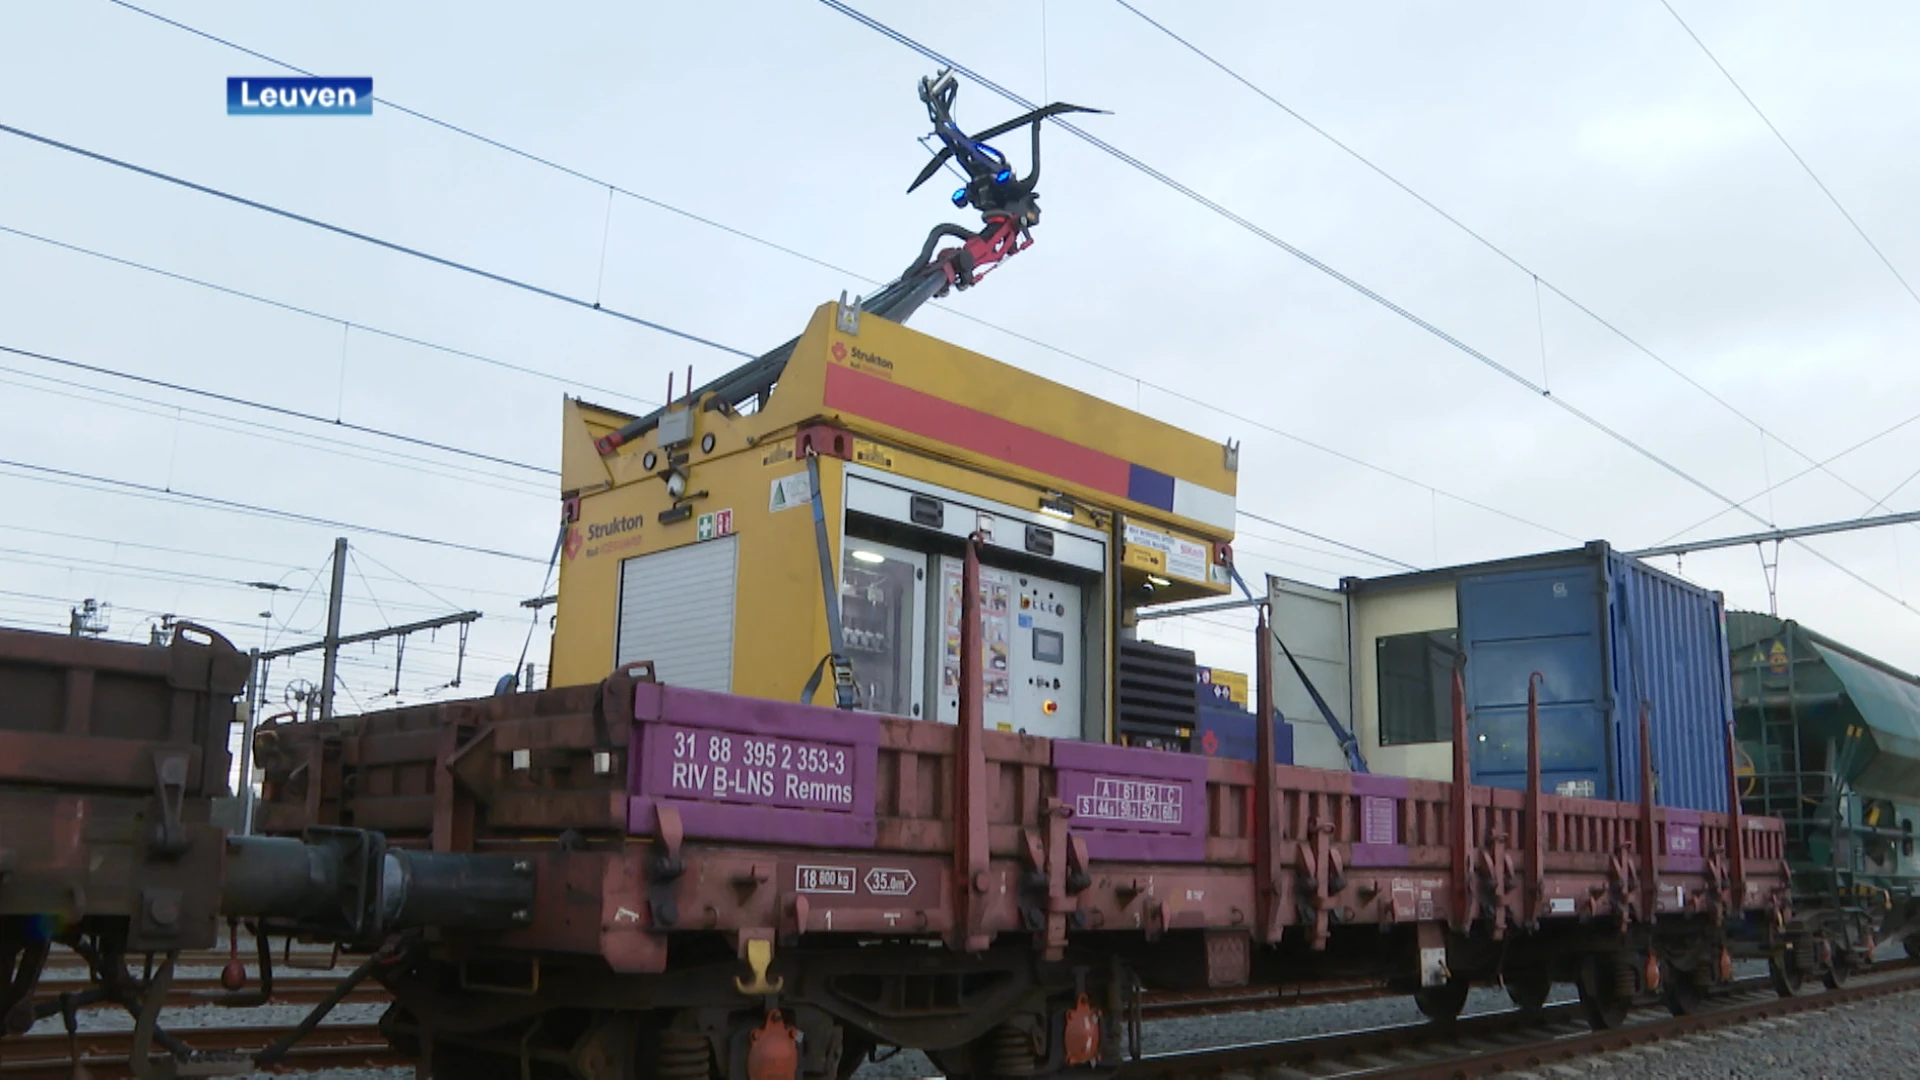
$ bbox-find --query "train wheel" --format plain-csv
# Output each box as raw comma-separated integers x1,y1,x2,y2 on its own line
428,1043,528,1080
1575,955,1631,1030
1503,969,1552,1016
376,1003,422,1059
1822,950,1854,990
836,1031,876,1080
1660,962,1707,1016
1768,949,1806,998
1413,977,1470,1023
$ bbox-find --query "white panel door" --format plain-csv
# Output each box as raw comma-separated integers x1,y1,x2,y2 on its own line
1267,575,1353,770
616,537,739,692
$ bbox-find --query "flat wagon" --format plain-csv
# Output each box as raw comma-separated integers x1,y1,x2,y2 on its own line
252,538,1795,1080
1,622,248,1025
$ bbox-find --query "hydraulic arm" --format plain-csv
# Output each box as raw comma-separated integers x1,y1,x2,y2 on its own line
595,70,1102,455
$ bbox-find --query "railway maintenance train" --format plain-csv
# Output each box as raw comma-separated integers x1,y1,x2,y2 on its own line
0,68,1898,1080
235,288,1809,1078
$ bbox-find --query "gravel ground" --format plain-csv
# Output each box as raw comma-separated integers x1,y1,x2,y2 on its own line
24,997,389,1036
1510,988,1920,1080
849,981,1583,1078
848,962,1765,1078
22,1000,399,1080
2,959,1789,1078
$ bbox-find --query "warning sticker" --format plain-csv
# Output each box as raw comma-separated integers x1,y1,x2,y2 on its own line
697,509,734,541
1124,523,1174,554
1123,521,1212,584
1167,538,1209,583
1390,877,1444,921
769,471,811,513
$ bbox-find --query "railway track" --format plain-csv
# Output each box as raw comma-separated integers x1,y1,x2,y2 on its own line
7,969,1915,1078
35,952,1389,1019
39,946,345,976
1111,964,1920,1079
0,1023,400,1080
1131,979,1393,1021
32,975,389,1011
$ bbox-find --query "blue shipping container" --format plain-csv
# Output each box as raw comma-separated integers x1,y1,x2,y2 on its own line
1456,542,1732,812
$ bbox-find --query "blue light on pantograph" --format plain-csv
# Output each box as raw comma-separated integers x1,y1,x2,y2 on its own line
952,188,968,207
995,169,1012,183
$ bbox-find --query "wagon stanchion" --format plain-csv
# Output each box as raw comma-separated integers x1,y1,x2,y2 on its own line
952,531,992,955
1449,658,1472,935
1524,672,1545,932
1253,606,1282,945
1639,702,1661,927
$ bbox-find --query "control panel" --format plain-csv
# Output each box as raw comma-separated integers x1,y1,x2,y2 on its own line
935,557,1083,741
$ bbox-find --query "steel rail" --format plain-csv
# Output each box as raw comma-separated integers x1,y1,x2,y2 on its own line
0,1022,399,1080
31,975,388,1011
1111,966,1920,1079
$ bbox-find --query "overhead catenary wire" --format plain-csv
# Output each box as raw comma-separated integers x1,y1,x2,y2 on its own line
0,224,655,408
0,122,757,361
1236,509,1421,572
86,2,1593,549
0,551,476,625
0,342,555,476
817,0,1920,620
1659,0,1920,309
1108,0,1897,524
815,1,1768,520
0,521,536,602
2,134,1579,552
0,362,550,498
353,546,469,613
1652,405,1920,545
0,457,547,565
61,1,1912,624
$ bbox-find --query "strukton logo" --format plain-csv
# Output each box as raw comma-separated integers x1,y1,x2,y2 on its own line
831,341,848,362
586,515,644,542
563,527,584,561
848,345,893,370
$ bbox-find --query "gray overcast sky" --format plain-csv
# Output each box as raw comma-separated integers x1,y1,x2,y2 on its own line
4,0,1919,716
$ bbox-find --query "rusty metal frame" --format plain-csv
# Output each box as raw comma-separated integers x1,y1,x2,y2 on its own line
1524,673,1545,931
1637,703,1661,924
1253,607,1283,945
1449,661,1472,934
952,532,991,953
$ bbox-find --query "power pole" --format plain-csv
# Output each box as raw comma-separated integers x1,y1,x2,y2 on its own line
261,610,485,699
1626,508,1920,559
238,648,262,834
319,537,347,723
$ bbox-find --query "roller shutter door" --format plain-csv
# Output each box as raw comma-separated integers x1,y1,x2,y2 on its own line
616,538,738,692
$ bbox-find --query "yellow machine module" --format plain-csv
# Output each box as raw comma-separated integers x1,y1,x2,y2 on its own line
550,298,1239,742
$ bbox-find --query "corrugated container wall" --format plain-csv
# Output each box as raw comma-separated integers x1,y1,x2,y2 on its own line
1456,544,1732,812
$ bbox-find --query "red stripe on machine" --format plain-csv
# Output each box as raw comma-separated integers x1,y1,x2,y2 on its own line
824,364,1132,497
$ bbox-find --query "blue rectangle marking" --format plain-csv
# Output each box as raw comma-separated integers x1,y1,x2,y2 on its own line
228,77,373,116
1126,463,1176,511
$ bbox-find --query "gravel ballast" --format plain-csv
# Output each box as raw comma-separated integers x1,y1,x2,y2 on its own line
849,982,1580,1078
1509,988,1920,1080
18,968,1876,1079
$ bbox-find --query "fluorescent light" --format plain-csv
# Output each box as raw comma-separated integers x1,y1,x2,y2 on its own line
851,549,886,564
1038,495,1075,520
1147,575,1172,588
